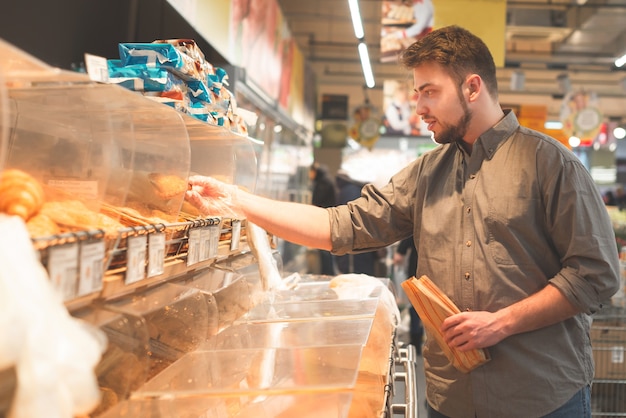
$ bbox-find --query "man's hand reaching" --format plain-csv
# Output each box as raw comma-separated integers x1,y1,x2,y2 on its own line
185,175,244,218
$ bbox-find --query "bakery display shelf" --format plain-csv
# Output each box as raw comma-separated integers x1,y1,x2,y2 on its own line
30,215,249,312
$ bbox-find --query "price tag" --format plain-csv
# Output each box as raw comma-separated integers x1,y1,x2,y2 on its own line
611,346,625,364
230,220,241,252
187,228,201,266
148,233,166,278
199,227,212,262
125,235,147,285
78,240,106,297
209,224,220,259
48,243,79,301
84,53,110,83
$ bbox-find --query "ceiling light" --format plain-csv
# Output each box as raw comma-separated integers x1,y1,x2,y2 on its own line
614,126,626,140
358,42,375,88
544,121,563,130
616,53,626,68
569,136,581,148
348,0,364,39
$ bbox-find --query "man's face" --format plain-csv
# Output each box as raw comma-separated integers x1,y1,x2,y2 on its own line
412,63,472,145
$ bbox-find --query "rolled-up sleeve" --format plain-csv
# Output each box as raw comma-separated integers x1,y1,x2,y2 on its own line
327,167,417,256
327,205,355,255
544,159,620,314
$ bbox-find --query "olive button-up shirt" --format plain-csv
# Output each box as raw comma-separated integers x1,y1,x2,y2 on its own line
328,111,619,418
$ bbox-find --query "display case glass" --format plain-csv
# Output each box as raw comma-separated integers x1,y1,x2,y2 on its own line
129,346,361,417
104,283,216,380
185,116,257,193
207,318,374,350
101,391,353,418
0,38,259,240
0,38,192,238
211,251,283,307
174,266,253,333
72,305,151,416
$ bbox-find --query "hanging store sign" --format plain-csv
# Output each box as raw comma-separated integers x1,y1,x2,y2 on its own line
560,91,603,147
381,0,506,67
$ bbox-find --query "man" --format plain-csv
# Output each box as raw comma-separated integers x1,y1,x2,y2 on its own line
186,25,619,418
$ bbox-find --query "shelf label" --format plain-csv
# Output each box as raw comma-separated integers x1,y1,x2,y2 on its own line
78,240,106,297
611,346,625,364
84,53,110,83
230,220,241,252
187,228,201,266
148,232,166,278
46,179,99,200
209,224,220,259
199,226,212,262
48,243,79,301
125,235,147,285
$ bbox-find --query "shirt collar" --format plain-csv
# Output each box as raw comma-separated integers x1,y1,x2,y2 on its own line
473,109,520,160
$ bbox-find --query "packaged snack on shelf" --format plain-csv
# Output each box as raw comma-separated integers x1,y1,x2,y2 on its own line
118,43,202,82
185,79,211,104
106,60,182,93
152,39,214,82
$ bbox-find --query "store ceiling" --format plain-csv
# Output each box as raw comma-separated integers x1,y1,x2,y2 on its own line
277,0,626,100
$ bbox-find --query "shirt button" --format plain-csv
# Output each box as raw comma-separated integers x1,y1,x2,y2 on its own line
469,174,476,179
465,240,472,247
464,272,470,280
466,206,471,214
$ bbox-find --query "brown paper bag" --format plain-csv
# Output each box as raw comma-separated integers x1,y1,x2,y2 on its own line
401,275,490,373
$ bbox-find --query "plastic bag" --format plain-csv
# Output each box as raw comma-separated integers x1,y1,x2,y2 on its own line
329,273,401,326
0,215,105,418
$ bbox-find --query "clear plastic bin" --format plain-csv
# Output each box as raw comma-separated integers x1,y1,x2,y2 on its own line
186,116,257,193
100,390,354,418
211,251,283,306
0,38,192,235
104,283,216,379
127,346,362,417
206,318,374,350
240,296,381,323
226,275,398,417
0,38,258,241
174,266,253,333
71,305,151,415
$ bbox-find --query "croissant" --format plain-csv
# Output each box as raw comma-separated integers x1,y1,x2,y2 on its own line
0,169,45,221
148,173,188,199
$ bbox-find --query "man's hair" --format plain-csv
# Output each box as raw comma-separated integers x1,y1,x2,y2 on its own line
400,25,499,100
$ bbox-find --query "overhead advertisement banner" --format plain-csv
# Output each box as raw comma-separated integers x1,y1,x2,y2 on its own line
381,0,506,68
227,0,314,128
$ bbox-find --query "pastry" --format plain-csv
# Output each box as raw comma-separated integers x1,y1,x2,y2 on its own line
148,173,188,200
39,200,123,237
25,213,61,238
0,169,45,221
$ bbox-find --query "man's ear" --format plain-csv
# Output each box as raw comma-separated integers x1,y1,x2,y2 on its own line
466,74,482,101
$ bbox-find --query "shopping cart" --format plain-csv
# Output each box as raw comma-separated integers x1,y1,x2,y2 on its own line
592,304,626,417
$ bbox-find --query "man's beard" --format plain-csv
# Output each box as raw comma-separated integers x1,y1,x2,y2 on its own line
432,99,472,145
